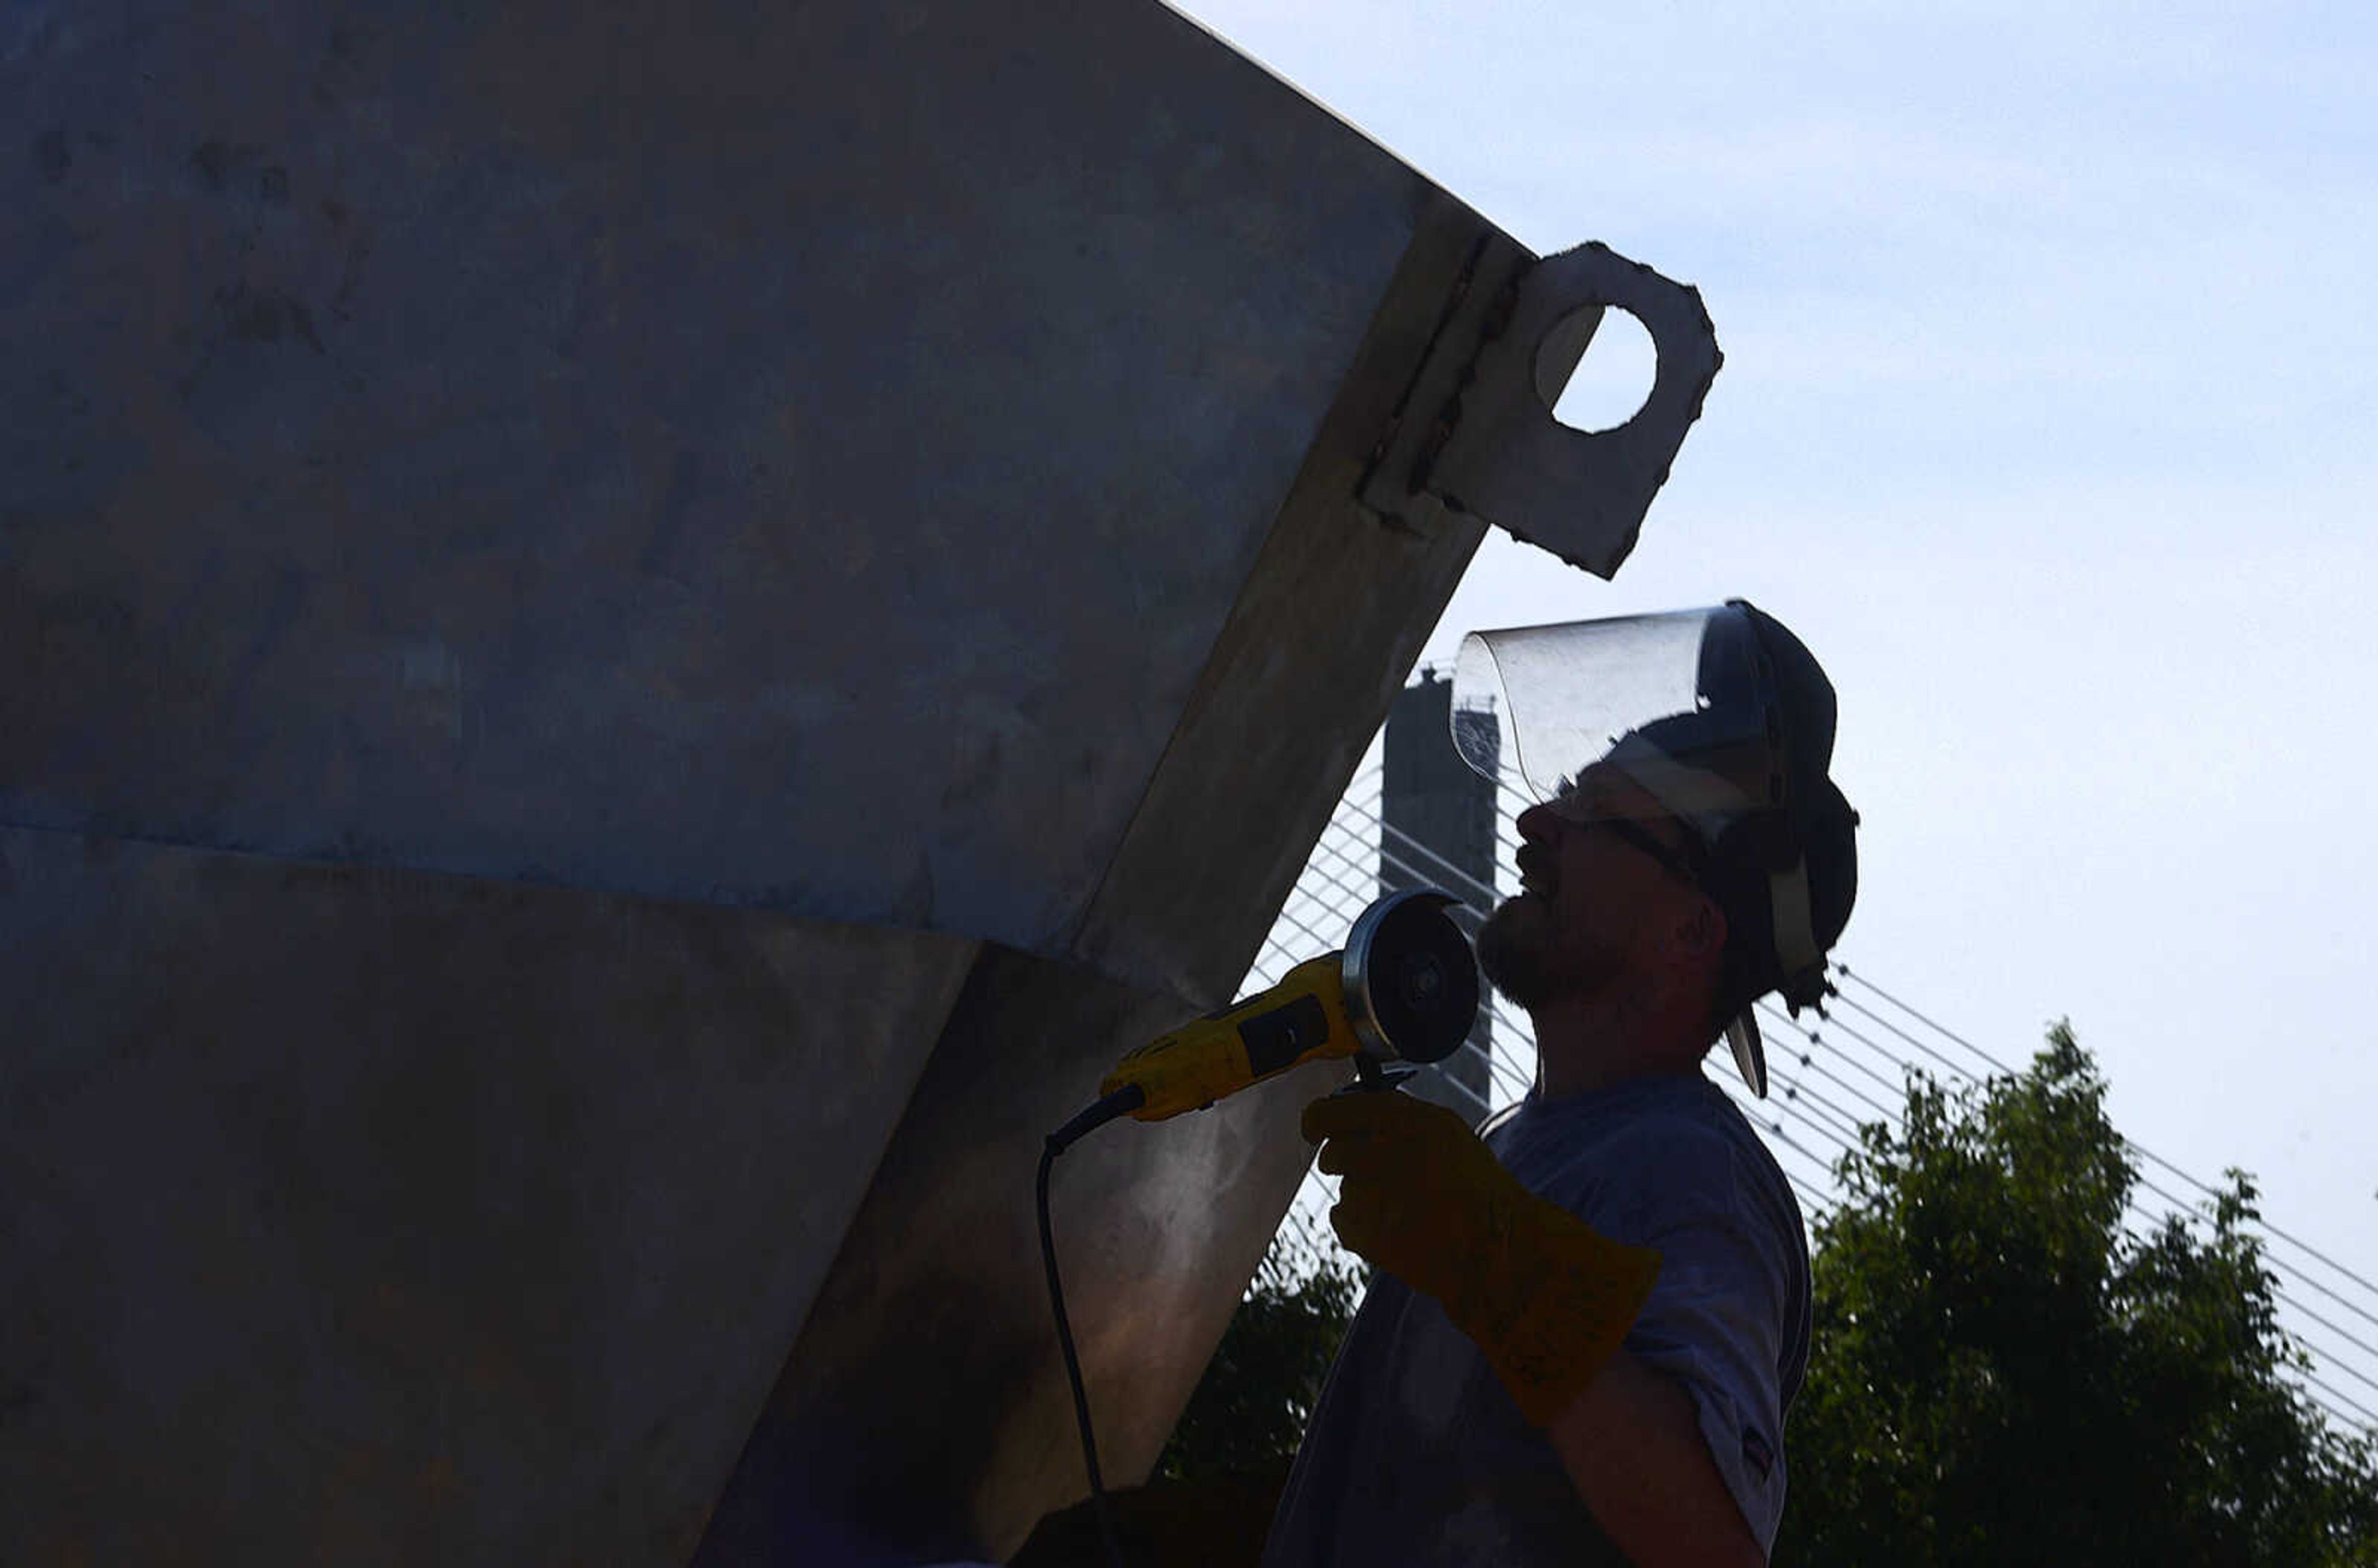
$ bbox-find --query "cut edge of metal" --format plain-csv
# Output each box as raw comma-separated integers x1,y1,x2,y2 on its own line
1362,239,1724,580
1061,190,1505,1008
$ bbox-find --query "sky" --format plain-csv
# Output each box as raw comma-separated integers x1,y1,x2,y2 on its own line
1174,2,2378,1317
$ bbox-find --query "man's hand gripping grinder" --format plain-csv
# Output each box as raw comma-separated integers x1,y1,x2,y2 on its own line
1037,888,1482,1567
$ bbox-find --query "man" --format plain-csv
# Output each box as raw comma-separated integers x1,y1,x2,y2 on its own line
1261,601,1858,1567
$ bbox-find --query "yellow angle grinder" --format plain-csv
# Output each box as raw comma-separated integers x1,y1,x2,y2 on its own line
1039,888,1481,1568
1091,887,1481,1120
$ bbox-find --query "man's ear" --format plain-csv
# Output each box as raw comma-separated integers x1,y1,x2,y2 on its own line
1675,897,1726,960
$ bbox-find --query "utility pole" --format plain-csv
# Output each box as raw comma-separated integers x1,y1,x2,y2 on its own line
1381,669,1499,1119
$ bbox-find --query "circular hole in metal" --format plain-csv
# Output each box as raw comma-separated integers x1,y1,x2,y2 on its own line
1537,305,1658,434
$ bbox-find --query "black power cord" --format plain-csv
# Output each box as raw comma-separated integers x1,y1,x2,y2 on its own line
1037,1086,1146,1568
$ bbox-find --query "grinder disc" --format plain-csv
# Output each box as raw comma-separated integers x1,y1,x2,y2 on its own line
1341,889,1480,1065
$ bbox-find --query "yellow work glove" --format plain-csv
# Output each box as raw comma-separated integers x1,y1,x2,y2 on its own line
1303,1090,1662,1427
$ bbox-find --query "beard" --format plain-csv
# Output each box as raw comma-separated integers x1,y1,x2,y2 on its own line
1476,894,1564,1012
1475,891,1621,1013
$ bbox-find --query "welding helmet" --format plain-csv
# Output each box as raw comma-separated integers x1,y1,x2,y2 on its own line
1450,601,1858,1097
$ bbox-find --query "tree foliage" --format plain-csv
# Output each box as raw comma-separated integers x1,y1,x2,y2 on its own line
1004,1244,1360,1567
1157,1240,1363,1483
1780,1021,2378,1566
1142,1024,2378,1563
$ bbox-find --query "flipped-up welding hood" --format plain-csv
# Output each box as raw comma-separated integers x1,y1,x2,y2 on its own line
0,4,1719,1563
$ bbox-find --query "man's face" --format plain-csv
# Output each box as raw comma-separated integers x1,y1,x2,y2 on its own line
1475,762,1709,1013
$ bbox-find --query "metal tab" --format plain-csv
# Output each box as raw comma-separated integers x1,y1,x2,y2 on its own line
1361,242,1724,578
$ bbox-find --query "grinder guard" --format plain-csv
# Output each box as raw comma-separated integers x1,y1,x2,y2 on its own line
1343,889,1479,1067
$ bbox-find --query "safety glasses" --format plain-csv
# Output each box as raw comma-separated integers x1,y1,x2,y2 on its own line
1577,813,1707,893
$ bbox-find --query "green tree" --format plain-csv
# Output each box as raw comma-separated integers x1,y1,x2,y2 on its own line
1780,1021,2378,1566
1011,1239,1362,1567
1158,1239,1364,1483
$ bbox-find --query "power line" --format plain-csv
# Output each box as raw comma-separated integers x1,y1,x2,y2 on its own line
2125,1170,2378,1379
1783,1016,1914,1107
1785,1175,1837,1226
1730,1048,2378,1433
2300,1367,2378,1434
1831,964,2024,1076
1780,996,2378,1354
1762,1063,1873,1152
1310,829,1496,950
1834,964,2378,1312
1759,1008,1905,1128
1823,988,1980,1088
1818,973,2378,1346
1331,798,1503,911
1767,1016,2378,1430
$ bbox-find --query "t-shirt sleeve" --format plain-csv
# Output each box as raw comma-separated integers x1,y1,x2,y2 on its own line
1550,1122,1798,1556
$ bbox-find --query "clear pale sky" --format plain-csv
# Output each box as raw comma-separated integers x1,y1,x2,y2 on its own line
1177,2,2378,1312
